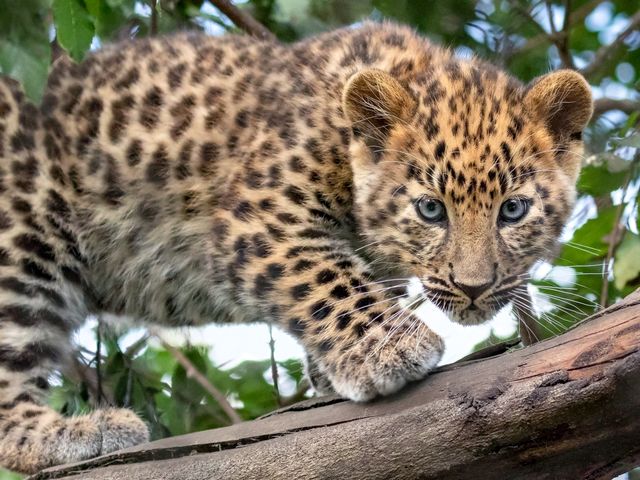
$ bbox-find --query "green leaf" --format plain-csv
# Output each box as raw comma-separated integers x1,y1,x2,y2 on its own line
0,0,51,102
578,160,629,196
556,206,619,267
0,468,23,480
53,0,95,61
227,360,277,418
85,0,136,39
279,358,305,385
140,347,176,376
614,232,640,289
171,347,210,404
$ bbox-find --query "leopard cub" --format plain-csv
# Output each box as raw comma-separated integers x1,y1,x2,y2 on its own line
0,21,591,473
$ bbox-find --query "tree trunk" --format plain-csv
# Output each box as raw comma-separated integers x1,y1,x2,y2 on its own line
32,289,640,480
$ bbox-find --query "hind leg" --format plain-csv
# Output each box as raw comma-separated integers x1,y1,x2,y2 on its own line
0,309,148,473
0,263,148,473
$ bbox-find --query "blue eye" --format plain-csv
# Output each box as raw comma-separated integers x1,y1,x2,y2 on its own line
499,198,529,223
416,197,446,222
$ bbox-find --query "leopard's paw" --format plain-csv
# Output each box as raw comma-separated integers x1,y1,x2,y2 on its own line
0,405,149,474
304,353,336,396
89,408,150,454
324,321,443,401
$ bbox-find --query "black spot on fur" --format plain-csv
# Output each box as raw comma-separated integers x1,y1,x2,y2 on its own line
266,263,285,279
254,274,273,298
291,283,311,300
233,201,254,221
47,190,71,219
336,311,352,330
310,300,333,321
21,259,54,282
293,259,315,272
288,318,305,337
0,343,59,371
11,156,39,193
146,146,170,186
330,284,349,299
13,234,56,262
0,210,13,230
276,213,300,224
199,142,219,177
284,185,307,205
0,248,12,266
354,296,375,311
126,139,143,167
316,269,338,284
252,234,272,258
0,305,68,331
139,86,163,129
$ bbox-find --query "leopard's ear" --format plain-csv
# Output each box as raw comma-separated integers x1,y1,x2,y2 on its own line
524,70,593,141
342,69,416,146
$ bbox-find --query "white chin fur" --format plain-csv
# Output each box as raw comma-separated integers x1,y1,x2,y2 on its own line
405,277,460,340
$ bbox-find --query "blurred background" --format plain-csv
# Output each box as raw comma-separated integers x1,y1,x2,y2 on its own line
0,0,639,478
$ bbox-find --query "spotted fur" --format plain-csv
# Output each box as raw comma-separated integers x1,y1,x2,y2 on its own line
0,21,591,473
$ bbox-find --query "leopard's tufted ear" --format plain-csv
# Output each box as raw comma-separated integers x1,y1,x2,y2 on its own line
342,69,416,146
524,70,593,141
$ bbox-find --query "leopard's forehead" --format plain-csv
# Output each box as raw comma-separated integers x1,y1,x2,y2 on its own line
392,61,555,212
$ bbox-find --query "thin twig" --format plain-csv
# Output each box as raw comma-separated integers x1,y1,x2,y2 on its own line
513,2,547,35
208,0,276,41
599,167,635,308
267,323,281,406
580,10,640,78
149,0,158,36
69,355,114,406
124,333,151,358
150,329,243,424
96,317,104,404
123,367,134,407
545,1,557,35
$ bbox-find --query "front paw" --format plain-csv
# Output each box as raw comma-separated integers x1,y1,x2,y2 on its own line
304,353,335,396
323,321,443,401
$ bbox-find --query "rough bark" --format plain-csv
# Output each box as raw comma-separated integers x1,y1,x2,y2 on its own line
32,289,640,480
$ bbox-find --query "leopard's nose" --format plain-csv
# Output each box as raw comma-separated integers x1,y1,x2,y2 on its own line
451,279,493,300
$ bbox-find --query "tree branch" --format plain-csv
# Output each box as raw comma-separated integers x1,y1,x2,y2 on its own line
600,169,633,308
504,0,601,63
580,10,640,78
37,290,640,480
555,0,575,69
149,0,158,36
149,329,243,425
593,98,640,116
208,0,276,41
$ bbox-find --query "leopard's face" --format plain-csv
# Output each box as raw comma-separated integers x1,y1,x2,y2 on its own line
343,65,592,325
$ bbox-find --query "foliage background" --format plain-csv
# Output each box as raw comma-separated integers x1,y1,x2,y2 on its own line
0,0,639,478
